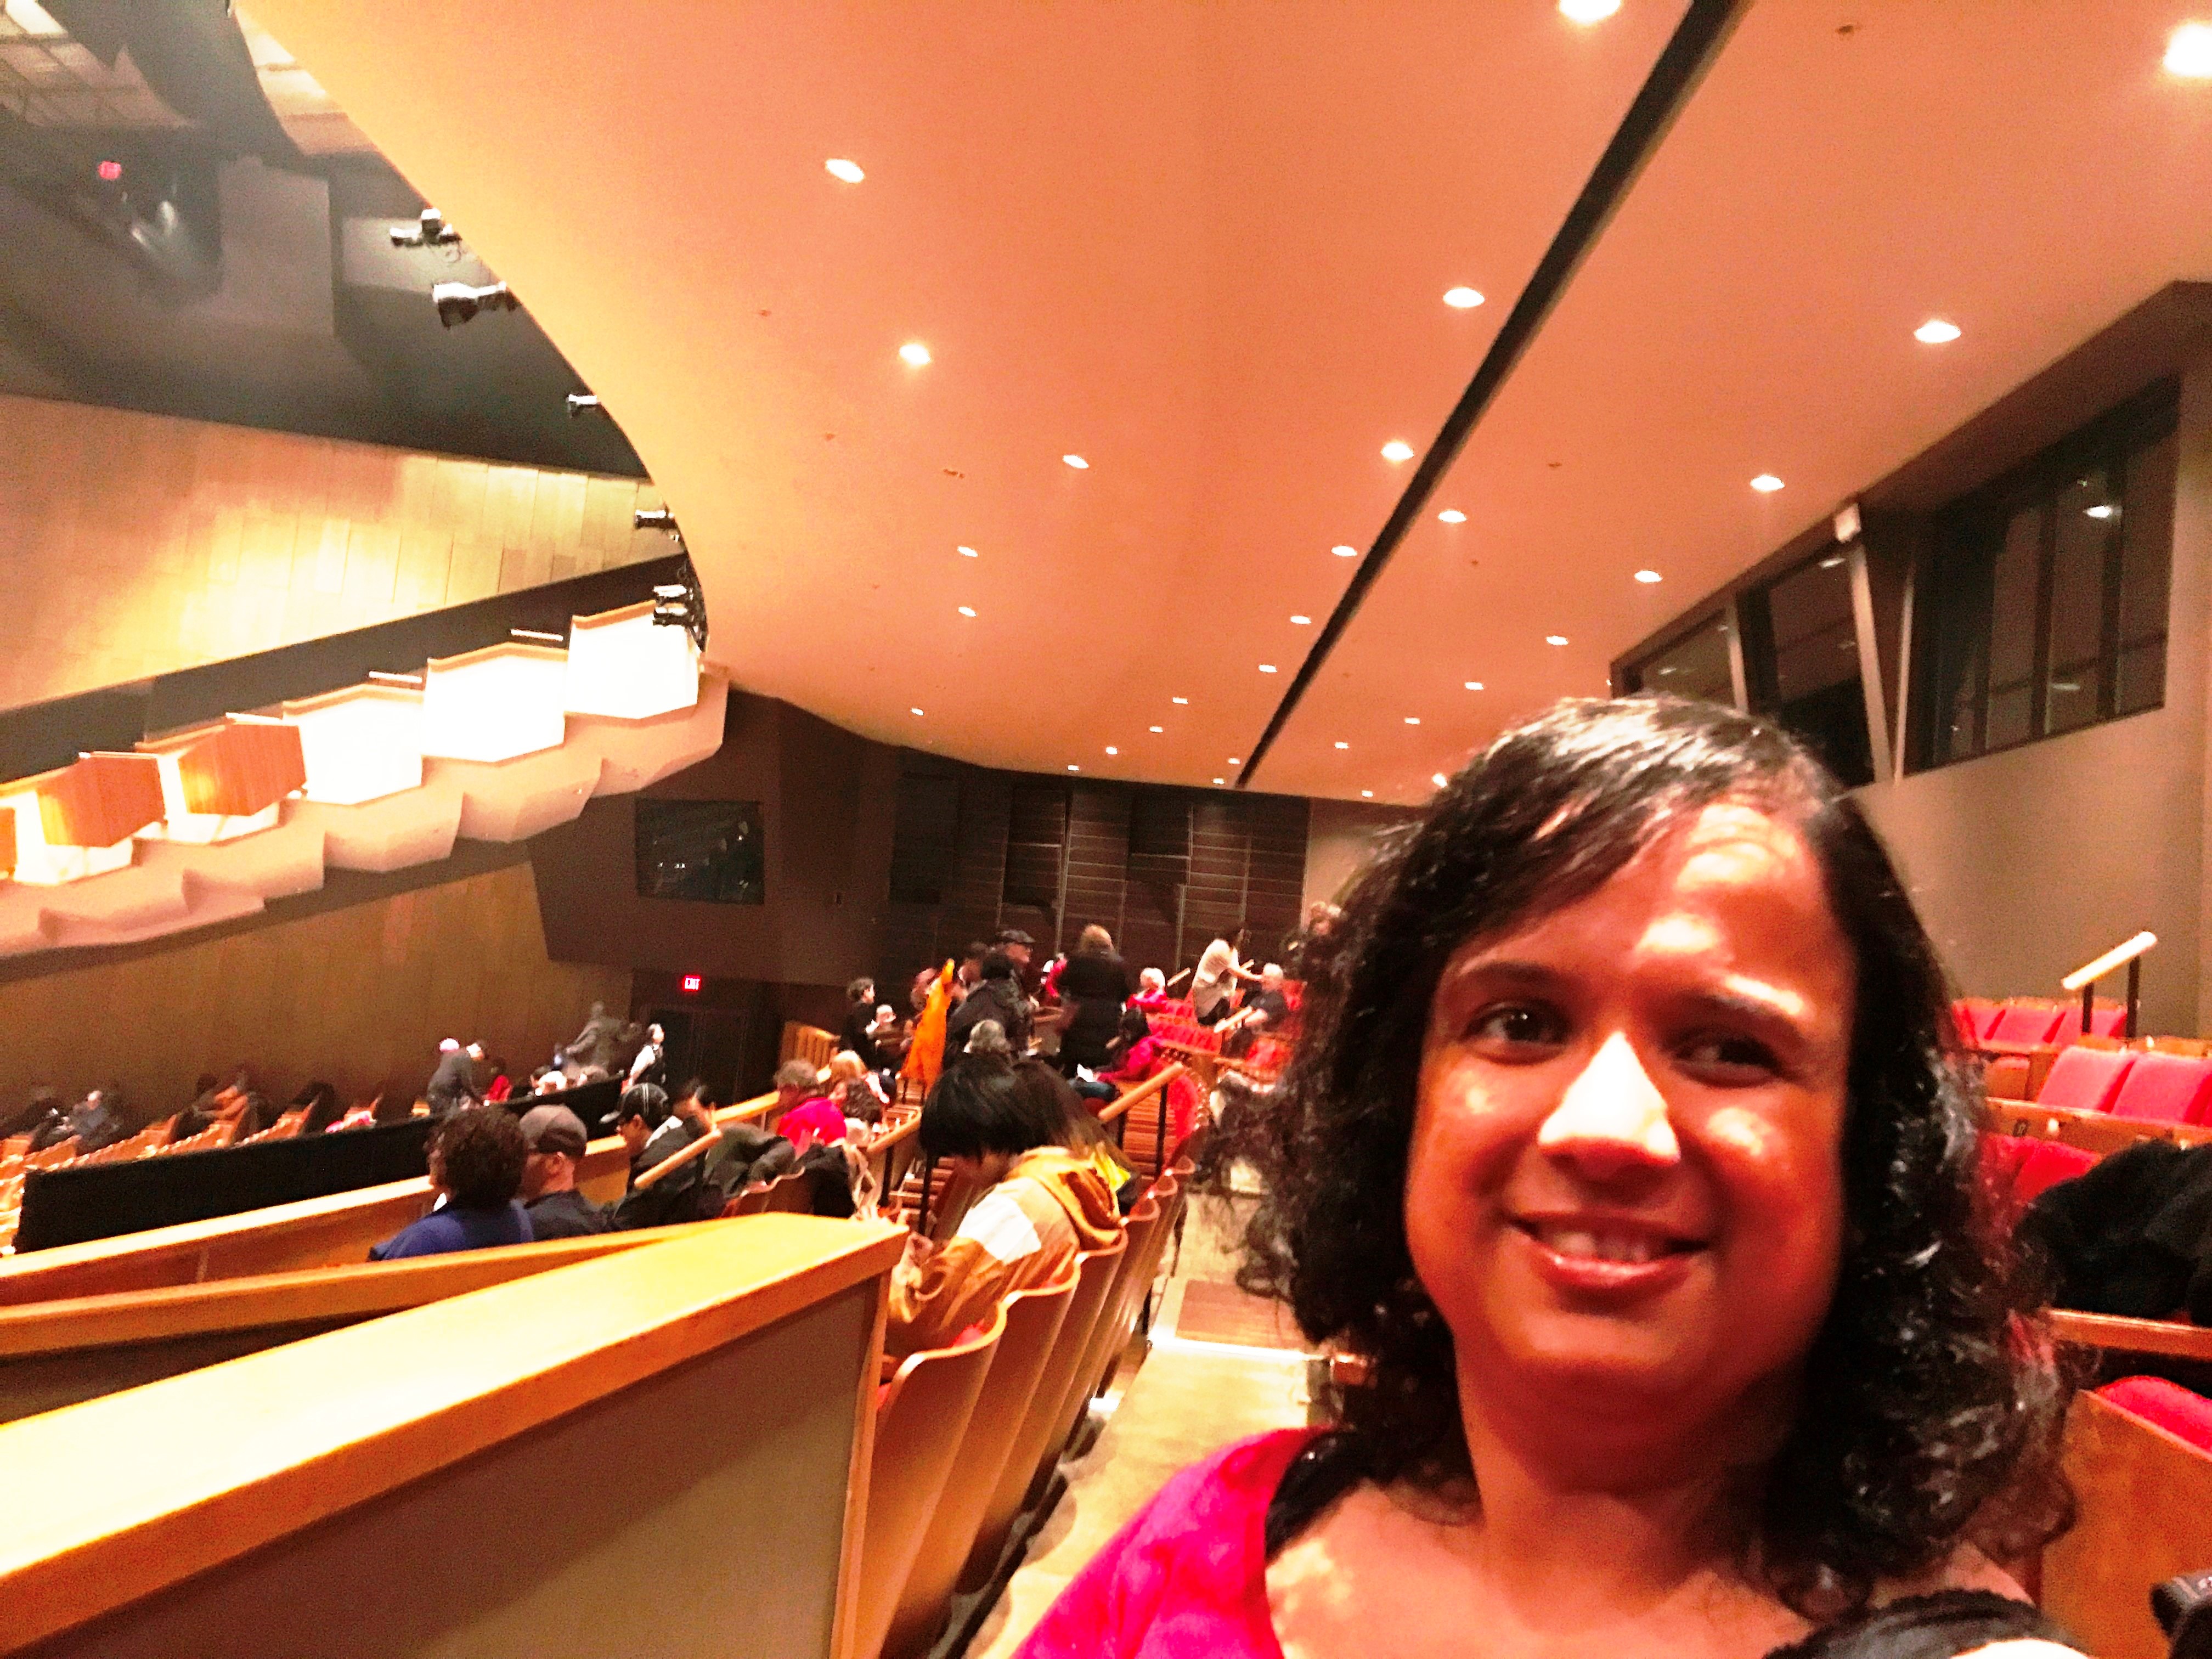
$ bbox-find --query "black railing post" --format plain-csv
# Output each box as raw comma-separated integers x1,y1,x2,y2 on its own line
1155,1088,1169,1181
2127,957,2142,1041
2081,981,2096,1042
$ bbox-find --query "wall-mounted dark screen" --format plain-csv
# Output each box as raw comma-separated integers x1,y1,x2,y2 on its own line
635,800,765,905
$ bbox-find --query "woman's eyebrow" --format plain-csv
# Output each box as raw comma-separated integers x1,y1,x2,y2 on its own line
1680,980,1811,1029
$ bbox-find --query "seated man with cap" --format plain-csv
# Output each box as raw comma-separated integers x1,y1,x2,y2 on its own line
517,1104,610,1239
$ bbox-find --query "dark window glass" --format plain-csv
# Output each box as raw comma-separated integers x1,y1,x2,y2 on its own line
1629,613,1734,705
1912,383,2175,771
1759,553,1872,787
634,800,764,904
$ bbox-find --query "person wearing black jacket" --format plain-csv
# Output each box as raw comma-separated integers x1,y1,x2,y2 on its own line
1057,925,1133,1075
2019,1137,2212,1322
945,952,1031,1054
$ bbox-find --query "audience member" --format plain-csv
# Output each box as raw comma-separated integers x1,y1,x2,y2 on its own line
718,1121,798,1193
1189,928,1260,1026
1014,1057,1141,1212
484,1058,514,1103
295,1082,346,1136
902,962,958,1094
778,1089,849,1154
954,940,990,996
517,1105,610,1238
563,1001,624,1073
1130,967,1171,1011
946,951,1031,1052
368,1106,532,1260
626,1024,665,1090
770,1059,822,1126
636,1082,708,1169
1057,924,1135,1077
886,1060,1118,1357
64,1086,130,1154
1220,962,1291,1057
961,1018,1014,1063
840,978,887,1070
426,1039,482,1116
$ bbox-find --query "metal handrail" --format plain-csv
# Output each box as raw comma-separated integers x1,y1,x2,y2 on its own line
2062,931,2157,1040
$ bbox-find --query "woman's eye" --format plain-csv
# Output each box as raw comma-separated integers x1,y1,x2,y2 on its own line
1677,1032,1779,1079
1467,1004,1567,1052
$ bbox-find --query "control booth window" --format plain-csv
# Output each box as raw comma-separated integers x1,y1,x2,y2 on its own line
634,799,765,904
1746,550,1875,789
1915,382,2176,770
1624,612,1736,706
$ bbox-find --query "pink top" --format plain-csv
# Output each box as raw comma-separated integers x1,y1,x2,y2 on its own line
1015,1428,1318,1658
777,1097,848,1153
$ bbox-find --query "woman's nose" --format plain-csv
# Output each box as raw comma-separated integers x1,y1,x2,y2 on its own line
1536,1031,1680,1178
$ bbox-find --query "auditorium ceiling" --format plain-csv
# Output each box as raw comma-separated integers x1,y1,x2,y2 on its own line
241,1,2212,803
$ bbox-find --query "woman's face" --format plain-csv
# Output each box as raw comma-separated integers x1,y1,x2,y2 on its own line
1405,800,1853,1447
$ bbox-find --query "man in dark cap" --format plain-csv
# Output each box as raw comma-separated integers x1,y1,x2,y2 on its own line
517,1104,610,1238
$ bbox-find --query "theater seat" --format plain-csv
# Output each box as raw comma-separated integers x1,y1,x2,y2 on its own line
2102,1375,2212,1455
2109,1052,2212,1126
2015,1141,2096,1204
1956,998,2001,1041
2039,1047,2137,1115
2050,1001,2128,1046
1984,1002,2066,1045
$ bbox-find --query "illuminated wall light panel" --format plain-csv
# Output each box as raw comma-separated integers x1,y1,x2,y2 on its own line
0,802,12,881
136,718,305,845
0,755,161,885
283,682,427,806
420,641,569,764
563,599,702,721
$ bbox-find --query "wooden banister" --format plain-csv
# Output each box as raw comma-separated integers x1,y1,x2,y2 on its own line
2064,932,2160,992
2050,1308,2212,1364
0,1215,904,1654
1094,1064,1186,1128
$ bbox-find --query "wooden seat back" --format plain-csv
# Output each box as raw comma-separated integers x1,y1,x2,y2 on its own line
2044,1388,2212,1658
884,1273,1076,1659
1986,1096,2212,1156
1027,1194,1166,1506
782,1021,840,1073
957,1232,1126,1592
763,1170,817,1214
851,1307,1005,1659
0,1227,679,1424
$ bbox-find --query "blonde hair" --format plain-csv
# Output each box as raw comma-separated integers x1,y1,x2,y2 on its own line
1079,924,1114,954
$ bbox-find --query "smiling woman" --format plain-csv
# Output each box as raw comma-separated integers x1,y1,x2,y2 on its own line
1015,697,2074,1659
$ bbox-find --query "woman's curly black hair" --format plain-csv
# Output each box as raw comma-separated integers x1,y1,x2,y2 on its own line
1224,696,2069,1618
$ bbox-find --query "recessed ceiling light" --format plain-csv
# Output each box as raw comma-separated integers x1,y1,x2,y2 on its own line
1332,544,1358,558
1443,287,1485,309
825,158,865,183
2168,21,2212,75
1361,789,1374,798
1546,634,1569,646
1818,554,1845,569
957,544,979,557
1334,741,1349,750
1432,772,1450,788
1172,696,1189,704
1914,318,1962,345
899,342,932,366
1404,716,1421,725
1464,680,1484,691
1148,725,1164,733
1105,746,1118,755
957,605,976,617
1438,509,1467,524
910,707,924,716
1228,757,1242,765
1214,777,1226,785
1068,764,1080,772
2086,504,2118,521
1631,569,1662,585
1381,440,1415,462
1062,454,1089,469
1559,0,1621,20
1258,664,1278,673
1290,614,1312,625
1751,473,1785,493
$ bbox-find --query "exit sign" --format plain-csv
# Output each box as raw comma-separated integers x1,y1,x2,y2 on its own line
681,974,702,994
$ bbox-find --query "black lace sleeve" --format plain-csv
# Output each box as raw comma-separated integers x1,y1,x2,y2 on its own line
1764,1590,2079,1658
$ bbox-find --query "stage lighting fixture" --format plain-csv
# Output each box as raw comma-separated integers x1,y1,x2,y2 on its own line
432,280,517,328
648,559,709,652
635,507,681,535
391,207,462,248
566,393,602,417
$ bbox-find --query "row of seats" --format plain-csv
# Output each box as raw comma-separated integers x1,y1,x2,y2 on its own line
858,1155,1189,1659
2003,1045,2212,1126
1956,996,2128,1047
0,1111,258,1253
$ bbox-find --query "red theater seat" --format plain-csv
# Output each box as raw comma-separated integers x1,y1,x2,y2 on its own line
2037,1047,2136,1115
1979,1134,2092,1221
1955,998,2000,1041
1984,1002,2066,1046
2101,1375,2212,1455
2109,1052,2212,1126
2049,1001,2128,1045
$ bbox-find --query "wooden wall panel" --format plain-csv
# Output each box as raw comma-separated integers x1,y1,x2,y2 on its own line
0,392,664,715
0,864,629,1122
